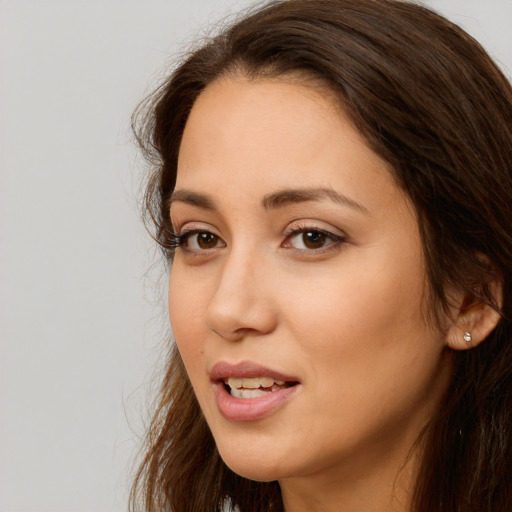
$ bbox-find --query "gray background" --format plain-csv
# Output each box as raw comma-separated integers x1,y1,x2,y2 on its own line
1,1,510,511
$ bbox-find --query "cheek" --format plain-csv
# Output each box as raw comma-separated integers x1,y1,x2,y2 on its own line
283,254,426,348
281,247,438,401
168,267,207,363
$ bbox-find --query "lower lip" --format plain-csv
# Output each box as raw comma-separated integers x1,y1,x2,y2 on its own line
213,382,299,422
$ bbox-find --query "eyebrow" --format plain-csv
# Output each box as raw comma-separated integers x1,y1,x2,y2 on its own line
169,187,369,214
169,189,218,210
262,187,369,213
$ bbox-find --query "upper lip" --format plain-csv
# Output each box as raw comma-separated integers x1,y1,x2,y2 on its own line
210,361,300,383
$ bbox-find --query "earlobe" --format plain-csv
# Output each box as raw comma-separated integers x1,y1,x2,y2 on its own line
445,292,502,351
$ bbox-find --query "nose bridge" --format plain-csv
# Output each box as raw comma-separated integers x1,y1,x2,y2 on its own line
205,243,276,339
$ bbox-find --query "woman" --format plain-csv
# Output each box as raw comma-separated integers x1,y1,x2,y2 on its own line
130,0,512,511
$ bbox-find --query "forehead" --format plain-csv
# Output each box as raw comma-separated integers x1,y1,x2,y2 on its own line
176,75,395,197
181,74,343,154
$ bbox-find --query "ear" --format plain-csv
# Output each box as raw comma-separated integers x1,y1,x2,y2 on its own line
445,284,502,351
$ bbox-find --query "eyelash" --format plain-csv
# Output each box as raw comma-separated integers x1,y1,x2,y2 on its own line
169,225,346,253
169,229,223,251
283,225,347,252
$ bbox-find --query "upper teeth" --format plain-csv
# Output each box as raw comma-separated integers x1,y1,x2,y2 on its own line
225,377,285,389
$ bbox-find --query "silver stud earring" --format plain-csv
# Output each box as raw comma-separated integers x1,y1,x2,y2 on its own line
463,331,472,346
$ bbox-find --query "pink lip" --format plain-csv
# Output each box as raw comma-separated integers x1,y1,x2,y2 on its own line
210,361,300,422
210,361,299,382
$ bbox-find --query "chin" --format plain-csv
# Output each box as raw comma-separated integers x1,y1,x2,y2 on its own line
215,440,290,482
222,459,283,483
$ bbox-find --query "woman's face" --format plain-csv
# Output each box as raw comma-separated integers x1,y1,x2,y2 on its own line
169,75,453,486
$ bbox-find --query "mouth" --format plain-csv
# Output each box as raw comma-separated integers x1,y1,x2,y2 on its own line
223,376,298,399
210,361,301,421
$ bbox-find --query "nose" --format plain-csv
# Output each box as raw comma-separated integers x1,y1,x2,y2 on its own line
205,248,278,341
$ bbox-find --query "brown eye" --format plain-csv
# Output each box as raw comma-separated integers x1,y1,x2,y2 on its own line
197,232,218,249
302,231,327,249
288,230,331,250
285,227,345,251
187,231,223,250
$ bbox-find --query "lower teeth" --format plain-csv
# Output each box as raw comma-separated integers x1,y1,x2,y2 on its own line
230,388,272,399
229,383,288,399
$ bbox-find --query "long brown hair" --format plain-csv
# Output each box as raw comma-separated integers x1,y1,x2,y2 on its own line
130,1,512,511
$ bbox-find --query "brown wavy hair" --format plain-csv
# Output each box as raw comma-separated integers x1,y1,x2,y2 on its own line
130,1,512,511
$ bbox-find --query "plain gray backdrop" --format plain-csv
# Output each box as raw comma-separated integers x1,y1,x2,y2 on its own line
1,1,511,511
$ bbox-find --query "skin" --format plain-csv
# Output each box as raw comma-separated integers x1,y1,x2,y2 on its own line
168,75,456,512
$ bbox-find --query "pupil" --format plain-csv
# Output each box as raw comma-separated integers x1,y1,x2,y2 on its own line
198,233,216,249
303,231,325,249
